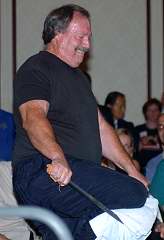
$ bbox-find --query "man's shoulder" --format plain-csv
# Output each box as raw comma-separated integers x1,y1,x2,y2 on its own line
18,51,70,76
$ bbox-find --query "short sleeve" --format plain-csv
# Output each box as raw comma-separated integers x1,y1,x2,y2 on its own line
14,67,50,108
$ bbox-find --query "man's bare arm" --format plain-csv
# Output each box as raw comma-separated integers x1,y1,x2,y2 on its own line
19,100,72,186
98,109,148,187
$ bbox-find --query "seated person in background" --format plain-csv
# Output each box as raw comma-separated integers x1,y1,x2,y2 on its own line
155,223,164,239
150,159,164,206
147,222,164,240
146,113,164,240
134,98,162,173
0,109,15,161
103,91,134,135
146,113,164,182
116,128,140,172
149,113,164,206
0,161,39,240
102,128,140,172
161,92,164,113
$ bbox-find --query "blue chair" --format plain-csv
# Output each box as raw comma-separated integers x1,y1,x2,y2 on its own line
0,109,15,161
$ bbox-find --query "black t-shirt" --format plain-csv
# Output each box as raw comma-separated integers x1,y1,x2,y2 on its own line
134,124,160,149
134,124,162,169
13,51,102,165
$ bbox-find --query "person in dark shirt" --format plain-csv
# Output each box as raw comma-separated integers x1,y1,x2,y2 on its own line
12,4,148,239
135,98,162,173
103,91,134,134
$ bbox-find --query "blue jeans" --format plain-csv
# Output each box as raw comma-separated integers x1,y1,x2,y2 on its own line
12,155,148,239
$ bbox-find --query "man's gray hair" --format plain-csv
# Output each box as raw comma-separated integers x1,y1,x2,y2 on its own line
42,4,90,45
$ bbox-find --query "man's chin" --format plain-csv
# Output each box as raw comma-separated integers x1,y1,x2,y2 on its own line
73,59,84,68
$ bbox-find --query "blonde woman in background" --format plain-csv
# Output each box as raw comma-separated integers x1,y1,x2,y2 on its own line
102,128,140,172
116,128,140,171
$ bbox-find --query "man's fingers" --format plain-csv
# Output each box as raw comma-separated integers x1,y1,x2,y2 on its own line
46,163,72,186
50,172,71,186
59,171,72,186
47,164,53,174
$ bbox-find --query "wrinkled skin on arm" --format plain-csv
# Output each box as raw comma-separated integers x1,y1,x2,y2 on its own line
19,100,72,186
98,109,148,188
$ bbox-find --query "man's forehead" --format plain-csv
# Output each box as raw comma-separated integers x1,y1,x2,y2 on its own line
68,12,91,31
72,11,90,22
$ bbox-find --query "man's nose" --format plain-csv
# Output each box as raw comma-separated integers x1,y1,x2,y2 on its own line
83,36,90,50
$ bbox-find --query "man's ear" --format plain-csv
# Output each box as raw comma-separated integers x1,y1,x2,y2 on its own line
56,32,65,40
51,34,63,50
51,32,63,43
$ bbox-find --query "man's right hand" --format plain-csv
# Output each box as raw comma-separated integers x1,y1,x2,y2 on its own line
47,157,72,186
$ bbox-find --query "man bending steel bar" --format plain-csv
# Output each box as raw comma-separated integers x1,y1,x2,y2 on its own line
12,4,148,239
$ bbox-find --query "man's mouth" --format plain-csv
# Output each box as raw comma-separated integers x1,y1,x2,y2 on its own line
75,47,89,53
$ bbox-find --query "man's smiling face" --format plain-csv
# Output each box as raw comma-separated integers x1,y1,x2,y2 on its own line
54,11,91,67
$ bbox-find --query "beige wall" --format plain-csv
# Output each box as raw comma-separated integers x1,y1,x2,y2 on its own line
0,0,13,112
0,0,163,124
151,0,163,98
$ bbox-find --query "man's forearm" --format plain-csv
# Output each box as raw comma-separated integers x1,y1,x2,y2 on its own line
98,109,149,188
100,121,136,173
98,109,136,173
24,116,65,161
20,101,65,161
19,100,72,186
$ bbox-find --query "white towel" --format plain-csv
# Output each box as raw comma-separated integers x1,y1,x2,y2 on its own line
89,195,158,240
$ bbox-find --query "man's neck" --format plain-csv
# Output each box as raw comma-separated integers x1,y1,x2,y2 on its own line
146,121,157,129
